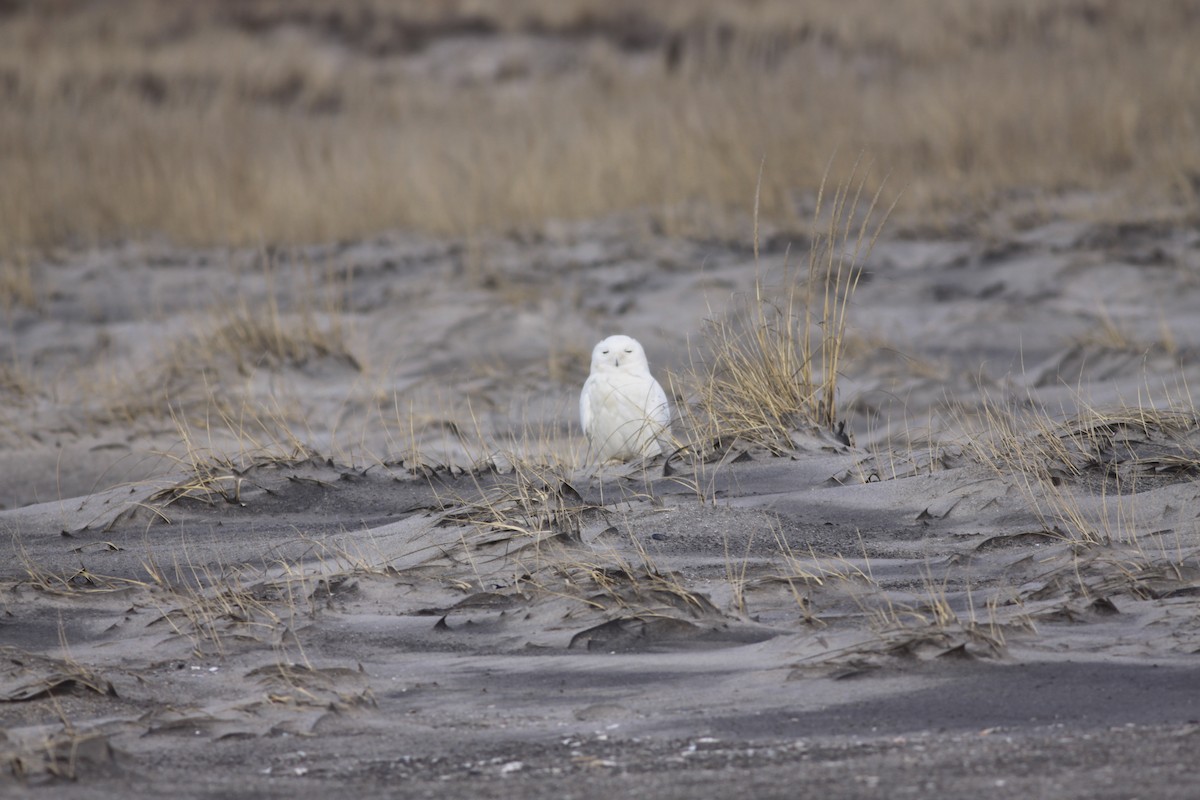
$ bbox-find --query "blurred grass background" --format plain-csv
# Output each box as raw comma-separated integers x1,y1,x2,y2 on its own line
1,0,1198,252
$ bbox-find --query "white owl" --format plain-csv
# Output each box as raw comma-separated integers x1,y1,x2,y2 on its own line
580,335,672,464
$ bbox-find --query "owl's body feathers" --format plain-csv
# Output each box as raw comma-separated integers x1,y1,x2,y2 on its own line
580,335,671,463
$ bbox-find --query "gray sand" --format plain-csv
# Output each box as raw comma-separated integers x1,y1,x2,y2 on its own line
3,209,1200,797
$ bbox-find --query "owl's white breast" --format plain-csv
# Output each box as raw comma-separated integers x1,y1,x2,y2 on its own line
581,368,670,463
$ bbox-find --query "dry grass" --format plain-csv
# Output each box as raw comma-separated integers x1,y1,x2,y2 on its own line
438,466,591,543
1068,304,1179,357
864,563,1029,661
428,440,602,595
247,662,375,711
188,294,357,378
16,540,319,660
1,0,1198,252
771,543,1033,664
1,727,114,782
0,627,119,779
766,525,1022,649
0,646,115,703
67,250,358,438
678,160,891,452
420,438,727,629
964,383,1200,551
70,554,284,659
0,359,36,402
0,256,37,311
148,397,316,499
185,257,354,369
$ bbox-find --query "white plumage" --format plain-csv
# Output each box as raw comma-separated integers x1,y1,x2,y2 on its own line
580,335,671,463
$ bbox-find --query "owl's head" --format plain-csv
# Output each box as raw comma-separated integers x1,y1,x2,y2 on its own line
590,334,650,373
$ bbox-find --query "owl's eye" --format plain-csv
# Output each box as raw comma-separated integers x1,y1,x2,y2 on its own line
601,349,609,354
624,348,633,353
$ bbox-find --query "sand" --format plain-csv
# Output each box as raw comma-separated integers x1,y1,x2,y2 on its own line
3,206,1200,797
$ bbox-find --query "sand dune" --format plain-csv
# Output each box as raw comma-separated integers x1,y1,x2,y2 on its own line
4,207,1200,797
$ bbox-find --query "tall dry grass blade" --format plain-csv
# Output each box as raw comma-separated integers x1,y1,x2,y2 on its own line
681,160,893,452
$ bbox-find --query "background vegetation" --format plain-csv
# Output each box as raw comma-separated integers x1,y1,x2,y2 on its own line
2,0,1198,251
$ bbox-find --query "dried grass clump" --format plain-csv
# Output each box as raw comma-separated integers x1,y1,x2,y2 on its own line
0,257,37,311
138,556,293,658
966,391,1200,545
72,254,357,436
556,560,725,647
174,261,358,377
196,308,354,376
0,645,119,778
972,400,1200,488
439,468,592,543
2,730,115,782
0,647,116,703
0,360,35,400
684,163,892,452
432,456,599,576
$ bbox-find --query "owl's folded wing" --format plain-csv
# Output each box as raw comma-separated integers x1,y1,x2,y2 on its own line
648,377,671,431
580,375,597,434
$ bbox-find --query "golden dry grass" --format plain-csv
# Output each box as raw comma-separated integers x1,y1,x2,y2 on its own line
963,385,1200,547
178,260,358,376
1,0,1198,252
679,160,891,451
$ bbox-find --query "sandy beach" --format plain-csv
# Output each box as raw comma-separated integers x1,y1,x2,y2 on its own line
4,2,1200,797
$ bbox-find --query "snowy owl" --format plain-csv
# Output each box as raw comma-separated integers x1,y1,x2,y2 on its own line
580,335,671,464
